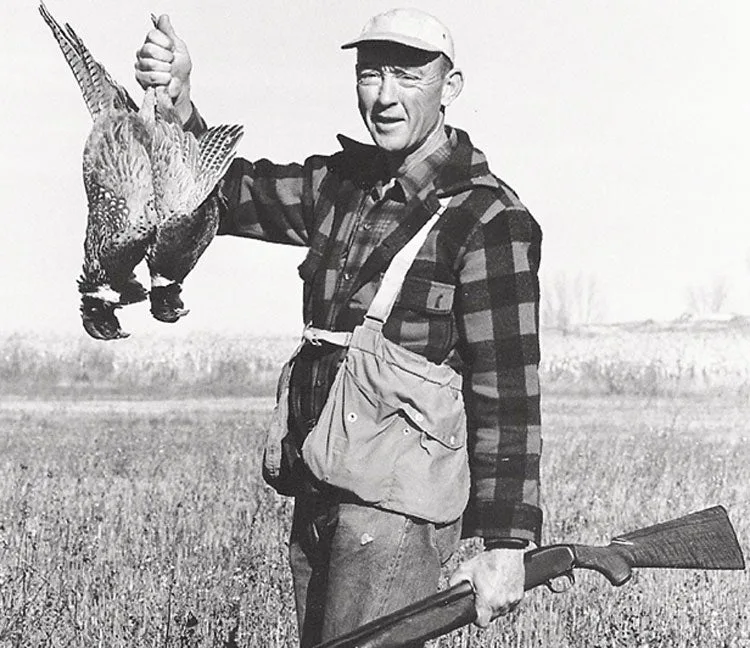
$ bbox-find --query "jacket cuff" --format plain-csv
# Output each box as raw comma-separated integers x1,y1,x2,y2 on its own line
483,537,532,551
462,500,542,547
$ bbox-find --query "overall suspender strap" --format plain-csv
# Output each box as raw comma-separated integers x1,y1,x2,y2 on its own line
364,197,451,325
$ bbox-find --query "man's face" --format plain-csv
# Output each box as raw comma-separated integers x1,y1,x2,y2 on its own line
356,43,450,155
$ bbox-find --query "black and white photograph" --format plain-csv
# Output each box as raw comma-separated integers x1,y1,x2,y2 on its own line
1,1,748,646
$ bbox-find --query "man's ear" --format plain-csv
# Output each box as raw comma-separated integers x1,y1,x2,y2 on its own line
441,68,464,107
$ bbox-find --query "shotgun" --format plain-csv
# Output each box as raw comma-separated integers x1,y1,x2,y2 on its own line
314,506,745,648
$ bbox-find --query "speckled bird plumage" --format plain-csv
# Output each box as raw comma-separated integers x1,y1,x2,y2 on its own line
40,3,243,337
40,1,155,339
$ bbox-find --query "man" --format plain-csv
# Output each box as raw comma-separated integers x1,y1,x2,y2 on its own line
136,8,542,646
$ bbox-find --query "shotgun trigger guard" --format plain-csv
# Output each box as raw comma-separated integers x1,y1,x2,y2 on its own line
546,571,575,594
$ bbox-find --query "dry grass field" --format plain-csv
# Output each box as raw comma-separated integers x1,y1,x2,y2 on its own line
1,324,748,647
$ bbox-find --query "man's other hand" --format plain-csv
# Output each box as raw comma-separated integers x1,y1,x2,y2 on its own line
135,14,192,123
448,547,525,627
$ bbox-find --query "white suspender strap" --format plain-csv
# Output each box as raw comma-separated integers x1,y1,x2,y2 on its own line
365,197,451,324
301,197,451,347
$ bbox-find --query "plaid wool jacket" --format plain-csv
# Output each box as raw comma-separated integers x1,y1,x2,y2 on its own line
186,110,543,545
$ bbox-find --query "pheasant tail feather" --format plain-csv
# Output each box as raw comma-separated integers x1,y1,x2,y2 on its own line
39,1,136,118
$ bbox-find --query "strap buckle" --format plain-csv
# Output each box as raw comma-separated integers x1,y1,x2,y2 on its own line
302,324,352,348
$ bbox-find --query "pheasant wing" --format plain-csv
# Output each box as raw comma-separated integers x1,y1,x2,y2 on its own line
150,118,202,217
147,112,242,321
193,124,244,205
150,116,243,216
148,119,224,284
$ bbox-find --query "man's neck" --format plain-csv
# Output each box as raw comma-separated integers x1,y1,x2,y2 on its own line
385,118,448,178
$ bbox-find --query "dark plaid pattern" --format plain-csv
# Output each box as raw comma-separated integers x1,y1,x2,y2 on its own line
185,108,543,544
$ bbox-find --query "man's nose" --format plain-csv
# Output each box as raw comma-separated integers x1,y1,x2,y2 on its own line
376,74,398,106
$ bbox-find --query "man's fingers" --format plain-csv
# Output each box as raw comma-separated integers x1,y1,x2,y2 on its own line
449,548,525,629
447,570,471,591
134,69,171,87
448,571,489,625
138,42,174,63
474,590,520,627
135,59,171,74
474,601,493,628
134,56,171,74
134,13,190,95
145,27,174,52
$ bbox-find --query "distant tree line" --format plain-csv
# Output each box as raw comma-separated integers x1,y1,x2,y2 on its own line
541,272,605,333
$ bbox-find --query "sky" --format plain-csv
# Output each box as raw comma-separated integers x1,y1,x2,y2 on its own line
2,1,748,337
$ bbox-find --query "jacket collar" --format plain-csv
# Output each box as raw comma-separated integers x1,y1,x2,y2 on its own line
336,126,501,200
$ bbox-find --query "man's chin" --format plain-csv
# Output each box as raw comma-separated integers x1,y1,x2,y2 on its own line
369,133,409,153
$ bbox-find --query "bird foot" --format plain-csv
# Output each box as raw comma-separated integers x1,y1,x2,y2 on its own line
150,284,189,323
80,297,130,341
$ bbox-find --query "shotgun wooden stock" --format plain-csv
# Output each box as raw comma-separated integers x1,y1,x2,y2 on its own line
313,506,745,648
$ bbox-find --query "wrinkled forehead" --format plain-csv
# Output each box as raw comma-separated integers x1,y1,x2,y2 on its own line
355,42,442,69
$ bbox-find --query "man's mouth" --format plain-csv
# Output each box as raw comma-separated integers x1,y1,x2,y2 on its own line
373,115,403,126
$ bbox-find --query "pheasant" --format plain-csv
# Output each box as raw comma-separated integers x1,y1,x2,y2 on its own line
142,41,243,322
40,1,156,340
42,4,244,334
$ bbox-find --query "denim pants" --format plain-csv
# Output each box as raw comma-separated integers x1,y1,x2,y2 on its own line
289,493,462,647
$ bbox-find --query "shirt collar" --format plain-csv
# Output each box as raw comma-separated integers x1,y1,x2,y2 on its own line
371,127,453,203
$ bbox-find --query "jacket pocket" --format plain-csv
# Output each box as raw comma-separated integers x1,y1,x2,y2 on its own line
395,276,455,314
388,276,456,362
262,342,305,496
298,248,325,323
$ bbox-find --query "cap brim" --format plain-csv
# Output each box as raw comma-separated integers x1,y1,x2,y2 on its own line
341,32,444,55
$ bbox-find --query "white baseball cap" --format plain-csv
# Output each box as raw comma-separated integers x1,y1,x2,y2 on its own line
341,8,455,63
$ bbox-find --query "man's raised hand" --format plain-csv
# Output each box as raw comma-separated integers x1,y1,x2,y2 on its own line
134,14,192,123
